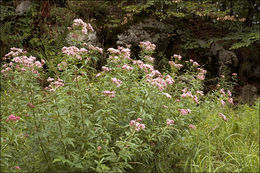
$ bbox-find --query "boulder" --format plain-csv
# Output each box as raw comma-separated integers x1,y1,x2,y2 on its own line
16,0,32,14
240,84,258,105
116,18,174,46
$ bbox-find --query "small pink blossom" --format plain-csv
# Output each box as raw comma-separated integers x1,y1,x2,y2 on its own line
220,88,225,96
166,119,174,126
188,124,196,129
15,166,21,170
102,66,112,72
196,91,204,96
129,120,136,126
111,78,122,87
97,146,102,151
122,64,133,71
220,75,225,78
103,91,116,98
96,73,101,77
228,98,234,105
197,74,205,80
179,109,191,115
137,118,142,122
6,115,21,122
220,99,225,106
193,61,200,67
47,77,54,82
219,113,228,121
227,90,232,97
232,73,237,76
129,119,145,131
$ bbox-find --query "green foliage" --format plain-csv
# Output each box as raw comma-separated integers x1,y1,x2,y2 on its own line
1,37,259,172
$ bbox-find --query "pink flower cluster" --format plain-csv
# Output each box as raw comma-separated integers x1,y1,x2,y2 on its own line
45,78,64,92
129,118,145,131
179,109,191,115
181,88,199,104
196,67,206,80
107,46,131,61
111,78,122,87
72,18,94,34
218,113,228,121
188,124,196,129
196,90,204,96
6,114,21,122
3,47,26,60
139,41,156,51
102,66,112,72
172,54,182,60
219,89,234,105
166,119,174,126
1,49,45,76
122,64,133,71
169,61,183,70
103,91,116,98
134,62,175,91
133,60,154,73
62,46,89,60
88,45,103,54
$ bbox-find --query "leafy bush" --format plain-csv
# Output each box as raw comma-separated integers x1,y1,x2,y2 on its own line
0,19,259,172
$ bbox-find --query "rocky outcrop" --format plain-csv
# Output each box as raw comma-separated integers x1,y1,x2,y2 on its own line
209,42,238,76
16,1,32,14
240,84,258,105
116,18,175,47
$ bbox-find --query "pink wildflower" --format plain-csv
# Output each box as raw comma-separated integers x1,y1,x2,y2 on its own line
97,146,102,151
196,91,204,96
111,78,122,87
197,74,205,80
15,166,21,170
6,115,21,122
227,90,232,97
137,118,142,122
228,98,234,105
219,113,228,121
122,64,133,71
166,119,174,126
220,99,225,106
103,91,116,98
232,73,237,76
220,88,225,96
188,124,196,129
193,61,200,67
102,66,112,72
179,109,191,115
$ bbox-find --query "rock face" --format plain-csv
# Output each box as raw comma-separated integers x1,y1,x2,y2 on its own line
16,1,32,14
209,42,238,76
240,84,258,105
117,18,174,47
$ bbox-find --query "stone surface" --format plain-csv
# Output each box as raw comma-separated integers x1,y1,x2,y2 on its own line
209,42,238,75
16,0,32,14
240,84,258,105
117,18,174,46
